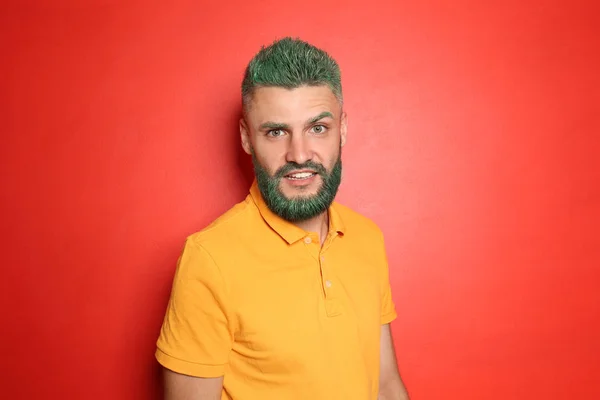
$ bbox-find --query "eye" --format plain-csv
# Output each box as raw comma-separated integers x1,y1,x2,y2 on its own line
267,129,285,137
311,125,327,134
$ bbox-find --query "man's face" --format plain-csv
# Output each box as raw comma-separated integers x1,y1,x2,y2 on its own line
240,85,347,222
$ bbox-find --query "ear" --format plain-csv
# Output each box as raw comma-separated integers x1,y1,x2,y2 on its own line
240,117,252,155
340,111,348,147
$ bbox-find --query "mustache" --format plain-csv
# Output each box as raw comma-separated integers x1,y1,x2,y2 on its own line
274,161,327,178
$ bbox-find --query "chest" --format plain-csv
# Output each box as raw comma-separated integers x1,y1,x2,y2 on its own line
229,250,382,377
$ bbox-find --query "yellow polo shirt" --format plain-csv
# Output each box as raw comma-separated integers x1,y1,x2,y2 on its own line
156,181,397,399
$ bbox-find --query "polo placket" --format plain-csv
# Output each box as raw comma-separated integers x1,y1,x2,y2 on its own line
304,232,343,318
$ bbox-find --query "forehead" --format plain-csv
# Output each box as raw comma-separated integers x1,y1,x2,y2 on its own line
246,85,340,124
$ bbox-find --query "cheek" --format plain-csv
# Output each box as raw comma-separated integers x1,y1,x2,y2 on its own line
321,144,341,169
252,146,286,175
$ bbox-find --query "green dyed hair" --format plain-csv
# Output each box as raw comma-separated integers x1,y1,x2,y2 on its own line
241,37,343,109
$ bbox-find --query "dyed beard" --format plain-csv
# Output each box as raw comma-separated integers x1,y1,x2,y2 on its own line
251,150,342,222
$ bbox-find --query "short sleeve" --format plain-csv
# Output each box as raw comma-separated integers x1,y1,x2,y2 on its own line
155,238,232,377
379,235,398,325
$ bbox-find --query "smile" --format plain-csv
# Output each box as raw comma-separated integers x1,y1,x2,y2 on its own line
285,171,317,180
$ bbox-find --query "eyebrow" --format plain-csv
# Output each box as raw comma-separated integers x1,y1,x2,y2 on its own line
306,111,334,125
259,121,290,131
259,112,334,131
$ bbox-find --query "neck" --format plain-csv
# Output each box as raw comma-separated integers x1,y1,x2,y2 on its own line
294,210,329,245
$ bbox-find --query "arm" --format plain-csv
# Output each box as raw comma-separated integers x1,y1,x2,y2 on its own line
163,369,223,400
378,324,410,400
156,238,233,400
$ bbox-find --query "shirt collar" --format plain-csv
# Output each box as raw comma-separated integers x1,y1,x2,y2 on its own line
249,179,346,244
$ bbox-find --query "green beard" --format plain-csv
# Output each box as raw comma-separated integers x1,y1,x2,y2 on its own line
251,151,342,222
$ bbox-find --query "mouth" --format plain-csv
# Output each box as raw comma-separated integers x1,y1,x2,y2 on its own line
284,170,318,181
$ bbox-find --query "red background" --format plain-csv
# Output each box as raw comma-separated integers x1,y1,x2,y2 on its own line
2,1,599,399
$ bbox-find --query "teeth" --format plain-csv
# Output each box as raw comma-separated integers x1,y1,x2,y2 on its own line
288,172,315,179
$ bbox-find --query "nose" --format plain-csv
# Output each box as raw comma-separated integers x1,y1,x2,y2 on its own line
285,134,312,165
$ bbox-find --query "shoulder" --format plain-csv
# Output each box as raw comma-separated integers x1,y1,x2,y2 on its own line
333,201,385,242
333,201,391,278
186,195,258,249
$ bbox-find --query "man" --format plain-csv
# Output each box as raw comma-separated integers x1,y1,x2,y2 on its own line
155,37,410,400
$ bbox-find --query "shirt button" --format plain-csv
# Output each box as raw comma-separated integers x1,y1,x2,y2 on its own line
320,256,325,262
325,280,332,288
304,237,312,244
